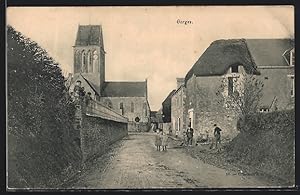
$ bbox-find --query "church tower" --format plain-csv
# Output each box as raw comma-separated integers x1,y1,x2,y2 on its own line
73,25,105,95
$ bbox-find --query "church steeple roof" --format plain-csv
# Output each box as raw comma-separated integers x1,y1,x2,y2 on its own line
75,25,104,50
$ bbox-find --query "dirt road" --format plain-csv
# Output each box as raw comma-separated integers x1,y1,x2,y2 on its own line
69,133,274,189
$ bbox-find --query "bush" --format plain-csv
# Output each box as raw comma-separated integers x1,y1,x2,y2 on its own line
226,109,295,184
7,26,81,188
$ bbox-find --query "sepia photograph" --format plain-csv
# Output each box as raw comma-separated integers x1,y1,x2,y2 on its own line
6,5,295,190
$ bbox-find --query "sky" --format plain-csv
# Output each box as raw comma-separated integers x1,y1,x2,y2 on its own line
7,6,294,111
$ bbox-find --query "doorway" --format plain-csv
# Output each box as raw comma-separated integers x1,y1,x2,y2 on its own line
188,108,194,129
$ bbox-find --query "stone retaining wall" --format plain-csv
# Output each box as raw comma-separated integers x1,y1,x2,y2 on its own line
81,115,128,162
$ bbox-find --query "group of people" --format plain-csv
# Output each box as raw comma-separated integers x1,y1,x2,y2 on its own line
158,123,222,150
154,129,170,151
71,80,93,106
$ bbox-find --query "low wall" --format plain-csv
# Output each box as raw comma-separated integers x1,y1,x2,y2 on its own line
81,115,128,162
86,99,128,123
128,122,150,132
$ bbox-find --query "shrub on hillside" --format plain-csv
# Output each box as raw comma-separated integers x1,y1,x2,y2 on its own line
7,25,81,188
225,109,295,184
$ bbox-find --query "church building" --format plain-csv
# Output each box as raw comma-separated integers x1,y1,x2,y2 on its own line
67,25,151,131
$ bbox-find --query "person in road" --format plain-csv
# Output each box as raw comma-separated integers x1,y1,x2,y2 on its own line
186,127,194,146
155,129,162,151
210,124,222,149
161,132,169,151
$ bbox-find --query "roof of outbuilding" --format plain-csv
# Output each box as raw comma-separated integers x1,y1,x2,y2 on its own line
162,90,176,105
245,39,294,66
81,74,101,95
69,73,101,95
75,25,104,49
185,39,294,82
102,81,147,97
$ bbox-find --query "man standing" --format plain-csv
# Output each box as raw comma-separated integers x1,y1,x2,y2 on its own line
186,127,194,146
210,124,222,149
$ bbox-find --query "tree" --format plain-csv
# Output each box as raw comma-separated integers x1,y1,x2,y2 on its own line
216,71,264,123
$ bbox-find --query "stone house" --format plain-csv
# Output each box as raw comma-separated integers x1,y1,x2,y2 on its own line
170,78,188,137
66,25,151,132
162,90,176,123
183,38,294,139
161,90,176,134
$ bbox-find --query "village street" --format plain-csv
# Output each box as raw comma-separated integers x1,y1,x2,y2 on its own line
68,133,274,189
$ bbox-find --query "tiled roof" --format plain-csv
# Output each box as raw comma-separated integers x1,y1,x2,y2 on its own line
245,39,294,66
81,74,101,95
69,73,101,95
162,90,176,105
185,39,294,82
75,25,104,49
102,81,147,97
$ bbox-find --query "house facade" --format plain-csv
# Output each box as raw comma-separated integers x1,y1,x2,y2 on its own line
67,25,151,131
183,39,294,139
171,78,188,137
162,90,176,123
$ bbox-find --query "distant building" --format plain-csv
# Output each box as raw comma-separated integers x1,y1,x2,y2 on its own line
156,108,164,130
66,25,151,131
162,90,176,123
184,38,294,139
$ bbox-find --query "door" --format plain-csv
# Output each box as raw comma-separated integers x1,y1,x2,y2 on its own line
178,117,181,131
188,109,194,129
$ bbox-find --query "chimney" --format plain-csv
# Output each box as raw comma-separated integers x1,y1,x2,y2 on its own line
176,78,185,89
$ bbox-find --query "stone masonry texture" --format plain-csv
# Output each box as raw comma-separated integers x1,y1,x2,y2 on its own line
81,115,128,162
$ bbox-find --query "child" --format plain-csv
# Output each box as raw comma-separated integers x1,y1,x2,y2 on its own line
155,129,162,151
161,132,169,151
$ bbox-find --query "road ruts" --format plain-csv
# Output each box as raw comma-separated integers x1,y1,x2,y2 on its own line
70,132,273,189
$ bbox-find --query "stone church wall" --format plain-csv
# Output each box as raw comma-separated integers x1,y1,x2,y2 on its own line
100,97,151,131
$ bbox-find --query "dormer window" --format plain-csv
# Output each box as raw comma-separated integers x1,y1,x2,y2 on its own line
290,48,295,66
288,75,295,97
259,108,270,113
120,102,124,115
231,65,239,73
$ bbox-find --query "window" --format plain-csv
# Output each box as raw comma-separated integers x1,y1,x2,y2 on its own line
228,77,234,96
188,109,194,128
231,65,239,73
290,49,295,66
291,76,295,97
81,51,88,73
120,102,124,115
75,50,81,72
259,108,270,113
131,102,134,112
88,51,93,72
